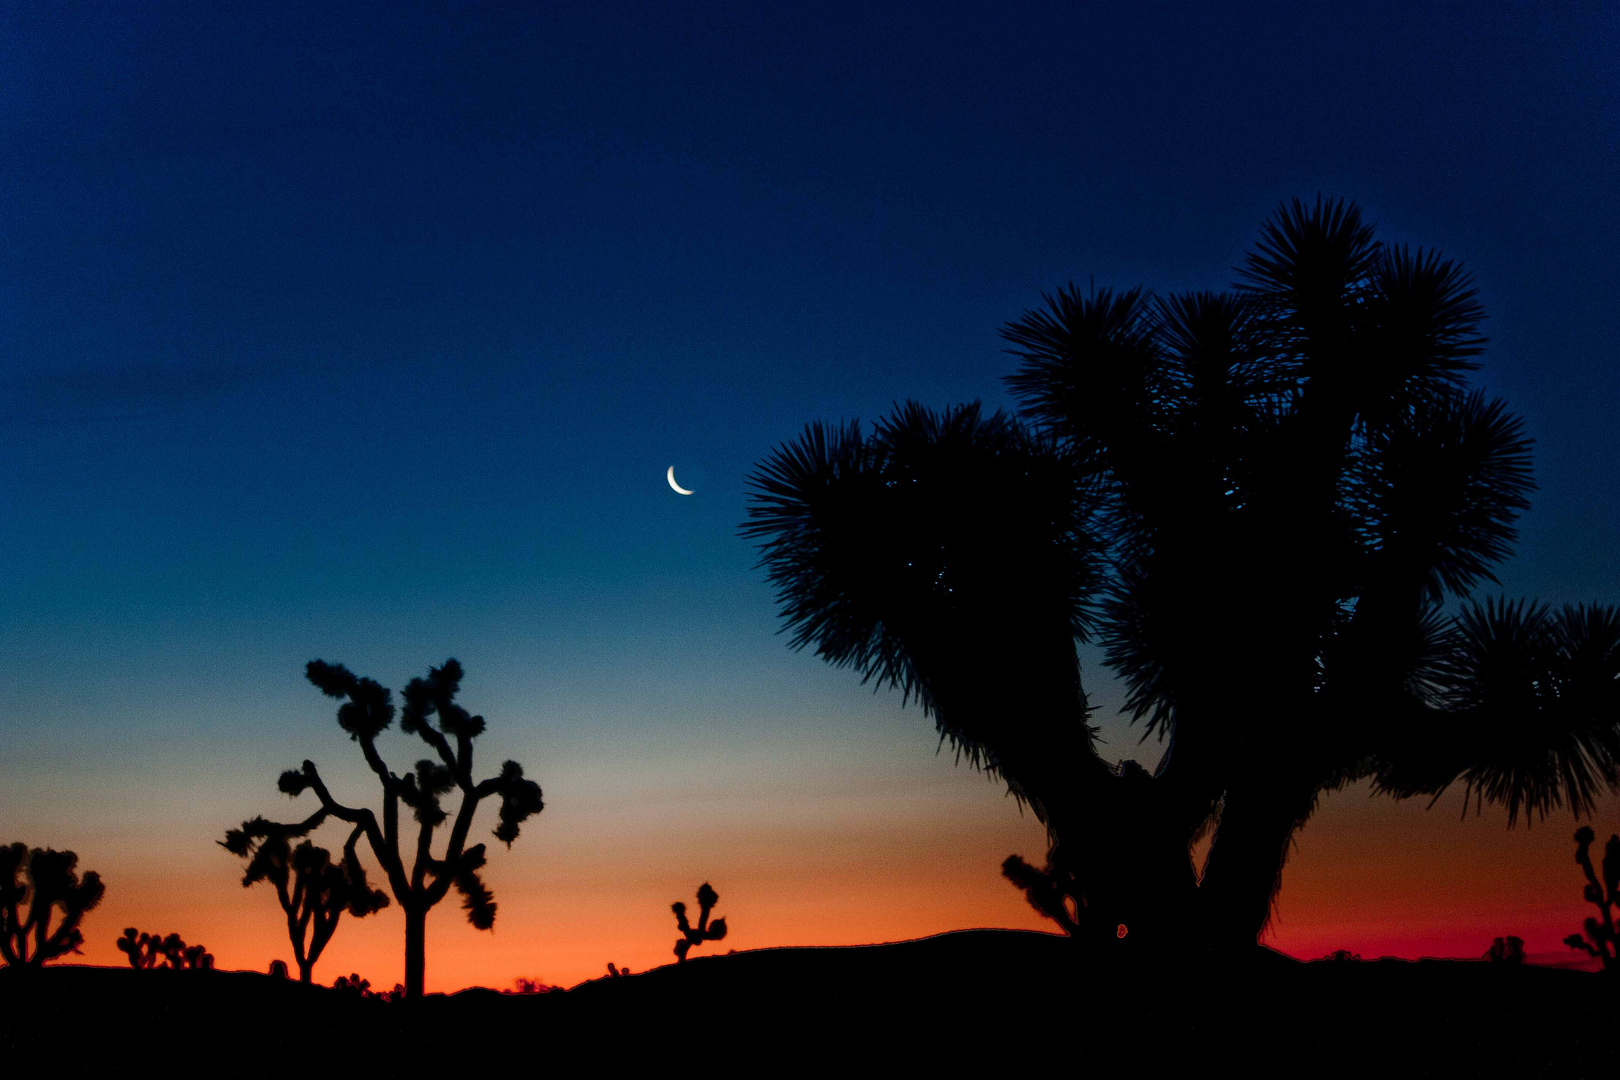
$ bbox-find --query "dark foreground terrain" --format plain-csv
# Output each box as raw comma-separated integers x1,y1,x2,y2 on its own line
3,930,1616,1076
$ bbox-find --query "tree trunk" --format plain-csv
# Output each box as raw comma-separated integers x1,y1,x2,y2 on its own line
404,903,427,999
1195,778,1317,949
298,959,312,984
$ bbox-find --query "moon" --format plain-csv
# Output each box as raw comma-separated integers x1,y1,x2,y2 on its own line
667,466,694,495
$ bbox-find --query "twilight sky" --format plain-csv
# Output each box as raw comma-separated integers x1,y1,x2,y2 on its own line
2,2,1617,991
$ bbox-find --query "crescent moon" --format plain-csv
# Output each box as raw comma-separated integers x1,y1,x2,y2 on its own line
667,466,694,495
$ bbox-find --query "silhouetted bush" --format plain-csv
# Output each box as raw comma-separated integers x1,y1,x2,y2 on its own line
332,973,405,1003
606,961,630,978
269,958,289,979
1563,826,1618,972
1484,936,1524,964
0,844,105,967
673,882,728,962
508,976,557,994
333,972,371,997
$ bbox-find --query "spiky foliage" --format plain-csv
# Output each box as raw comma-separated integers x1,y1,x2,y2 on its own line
220,813,388,983
1563,826,1619,972
256,659,544,999
672,882,728,962
745,197,1620,948
0,844,105,968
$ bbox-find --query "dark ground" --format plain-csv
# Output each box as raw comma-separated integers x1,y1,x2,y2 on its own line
3,930,1616,1076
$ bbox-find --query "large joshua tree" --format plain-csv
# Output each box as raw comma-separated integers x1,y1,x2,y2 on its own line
743,197,1620,951
262,659,544,998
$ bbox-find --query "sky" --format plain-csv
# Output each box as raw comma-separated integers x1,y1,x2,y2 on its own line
2,2,1617,991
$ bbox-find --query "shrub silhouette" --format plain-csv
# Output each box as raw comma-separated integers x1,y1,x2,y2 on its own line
606,961,630,978
259,659,544,999
672,882,727,962
1563,825,1618,972
332,972,371,997
1484,936,1525,965
269,958,289,979
220,816,389,983
0,844,105,968
744,197,1620,949
333,973,404,1002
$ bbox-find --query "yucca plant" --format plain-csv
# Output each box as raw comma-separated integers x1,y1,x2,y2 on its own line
744,198,1620,950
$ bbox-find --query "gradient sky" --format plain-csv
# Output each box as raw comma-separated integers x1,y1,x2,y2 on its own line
2,3,1617,991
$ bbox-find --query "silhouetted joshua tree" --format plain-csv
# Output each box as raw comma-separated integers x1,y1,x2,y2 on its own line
115,927,158,968
220,817,389,983
257,659,544,999
114,928,212,969
0,844,104,968
744,197,1620,952
1563,825,1618,973
672,882,727,962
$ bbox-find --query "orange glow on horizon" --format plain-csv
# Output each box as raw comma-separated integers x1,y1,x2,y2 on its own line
41,774,1618,991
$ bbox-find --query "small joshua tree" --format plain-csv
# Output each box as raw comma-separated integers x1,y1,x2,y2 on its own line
264,659,544,999
0,844,105,968
115,929,213,969
220,816,389,983
672,882,727,962
115,927,158,968
1563,825,1618,973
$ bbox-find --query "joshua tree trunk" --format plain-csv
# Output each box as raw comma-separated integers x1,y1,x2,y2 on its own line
404,904,427,999
1195,777,1318,949
297,957,314,983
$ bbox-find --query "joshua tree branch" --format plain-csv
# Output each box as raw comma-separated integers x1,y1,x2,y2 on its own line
441,787,486,870
410,815,435,893
414,723,460,781
302,761,408,899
